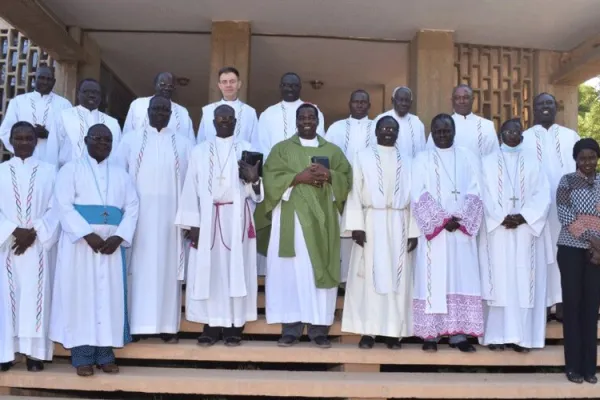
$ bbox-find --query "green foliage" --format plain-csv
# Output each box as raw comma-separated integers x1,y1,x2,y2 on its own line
578,83,600,142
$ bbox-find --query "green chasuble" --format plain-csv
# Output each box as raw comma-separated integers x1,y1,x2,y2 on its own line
254,134,352,289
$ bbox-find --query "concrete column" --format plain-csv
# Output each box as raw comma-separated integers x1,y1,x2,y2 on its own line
409,30,455,133
534,50,578,130
208,21,251,103
53,27,101,104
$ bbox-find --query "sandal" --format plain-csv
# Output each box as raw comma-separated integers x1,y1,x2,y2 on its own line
76,365,94,377
197,335,218,347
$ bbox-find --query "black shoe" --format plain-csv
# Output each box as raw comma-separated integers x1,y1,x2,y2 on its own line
384,337,402,350
358,335,375,349
131,335,142,342
223,336,242,347
488,344,505,351
26,358,44,372
277,335,299,347
512,344,530,353
160,333,179,344
312,336,332,349
0,362,11,372
450,341,476,353
566,371,584,384
197,335,218,347
422,342,438,352
584,375,598,384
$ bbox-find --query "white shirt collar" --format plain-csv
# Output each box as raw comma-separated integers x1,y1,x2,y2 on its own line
30,91,53,100
348,115,369,123
85,152,109,167
220,98,241,106
149,125,175,135
281,99,303,108
76,105,100,116
453,112,474,120
533,123,558,132
9,156,37,166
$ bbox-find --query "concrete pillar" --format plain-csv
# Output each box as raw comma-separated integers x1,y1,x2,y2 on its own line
53,27,101,104
409,30,455,133
208,21,251,103
534,50,578,130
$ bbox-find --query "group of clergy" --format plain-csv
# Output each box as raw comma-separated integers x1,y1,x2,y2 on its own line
0,64,580,380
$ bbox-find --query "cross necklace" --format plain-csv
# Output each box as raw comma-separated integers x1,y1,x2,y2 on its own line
435,148,460,201
85,155,110,223
501,151,521,208
215,139,235,185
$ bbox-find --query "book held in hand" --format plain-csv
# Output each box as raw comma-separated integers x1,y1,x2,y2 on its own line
311,156,330,170
240,150,264,178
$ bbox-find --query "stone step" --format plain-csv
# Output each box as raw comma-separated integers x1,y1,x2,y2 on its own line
0,364,597,398
54,340,574,366
183,291,345,309
179,316,570,339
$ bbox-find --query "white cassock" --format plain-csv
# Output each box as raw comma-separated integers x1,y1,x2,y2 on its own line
0,157,58,362
197,99,259,145
0,91,72,164
175,137,263,327
50,155,139,349
478,147,553,348
115,126,193,335
123,96,195,142
47,105,122,168
411,146,484,339
341,144,418,338
256,100,325,276
325,116,373,283
426,113,497,160
522,124,579,307
373,111,426,158
266,137,337,326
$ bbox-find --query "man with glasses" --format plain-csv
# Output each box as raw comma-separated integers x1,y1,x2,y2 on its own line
123,72,195,142
48,79,122,167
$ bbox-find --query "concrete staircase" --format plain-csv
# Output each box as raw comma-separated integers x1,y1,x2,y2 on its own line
1,279,598,399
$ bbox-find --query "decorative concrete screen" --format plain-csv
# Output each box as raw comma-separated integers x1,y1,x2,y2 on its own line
455,44,534,132
0,27,54,160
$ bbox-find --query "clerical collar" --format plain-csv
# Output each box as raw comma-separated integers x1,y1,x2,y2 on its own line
377,144,395,152
534,123,558,131
150,125,173,135
10,155,36,165
435,144,455,152
281,99,302,107
392,110,410,119
500,143,522,153
349,115,369,122
32,91,52,99
77,105,99,115
216,135,234,142
221,98,240,105
453,112,473,120
85,152,108,166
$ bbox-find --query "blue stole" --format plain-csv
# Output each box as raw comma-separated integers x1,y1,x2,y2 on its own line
74,204,132,345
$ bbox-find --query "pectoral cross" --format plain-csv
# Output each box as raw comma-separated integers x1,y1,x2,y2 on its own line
509,196,519,208
101,210,110,224
451,189,461,201
216,175,226,185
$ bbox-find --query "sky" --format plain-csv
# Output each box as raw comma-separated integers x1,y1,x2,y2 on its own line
584,76,599,88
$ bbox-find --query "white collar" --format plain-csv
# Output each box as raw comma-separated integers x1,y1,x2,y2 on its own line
220,98,241,106
31,91,53,100
149,125,174,135
77,105,99,116
388,109,411,120
453,112,475,120
348,115,370,123
85,152,108,167
9,156,37,166
533,123,558,132
281,99,303,108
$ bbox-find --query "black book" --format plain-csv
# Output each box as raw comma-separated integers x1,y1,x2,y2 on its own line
311,156,330,170
240,150,264,177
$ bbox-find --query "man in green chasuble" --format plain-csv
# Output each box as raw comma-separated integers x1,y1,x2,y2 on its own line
255,103,352,348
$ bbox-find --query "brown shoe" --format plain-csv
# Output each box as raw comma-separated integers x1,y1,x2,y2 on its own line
76,365,94,377
98,363,120,374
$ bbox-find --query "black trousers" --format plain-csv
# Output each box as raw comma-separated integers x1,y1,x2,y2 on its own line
202,324,244,340
557,245,600,376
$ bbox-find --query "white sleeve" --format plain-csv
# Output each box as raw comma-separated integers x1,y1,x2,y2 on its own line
54,164,94,243
175,153,201,229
